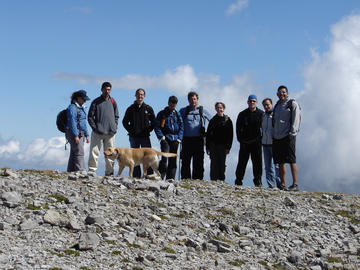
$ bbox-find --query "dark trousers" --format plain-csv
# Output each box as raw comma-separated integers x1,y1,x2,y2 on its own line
66,130,85,172
209,143,227,181
180,136,204,180
129,136,153,178
159,139,179,180
235,142,262,186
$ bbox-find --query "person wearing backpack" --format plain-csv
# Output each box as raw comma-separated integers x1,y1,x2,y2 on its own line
272,85,301,191
154,96,184,180
122,88,155,178
179,91,211,180
66,90,90,172
88,82,119,176
206,102,233,181
235,95,264,187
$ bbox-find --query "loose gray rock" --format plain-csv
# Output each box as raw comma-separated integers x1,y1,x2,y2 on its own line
78,232,100,250
1,191,22,208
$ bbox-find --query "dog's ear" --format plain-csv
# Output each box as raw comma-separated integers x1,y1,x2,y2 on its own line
115,148,119,154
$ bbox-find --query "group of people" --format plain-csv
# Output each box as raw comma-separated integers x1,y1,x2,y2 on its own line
65,82,300,191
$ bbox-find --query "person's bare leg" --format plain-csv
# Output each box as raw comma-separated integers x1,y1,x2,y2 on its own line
290,163,298,185
279,163,286,187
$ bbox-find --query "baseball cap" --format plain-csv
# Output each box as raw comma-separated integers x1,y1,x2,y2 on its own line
248,94,257,101
77,90,90,101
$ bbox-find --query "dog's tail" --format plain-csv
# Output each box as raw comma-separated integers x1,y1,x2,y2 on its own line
156,151,177,158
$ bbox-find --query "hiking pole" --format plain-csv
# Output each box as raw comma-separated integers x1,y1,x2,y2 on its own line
178,141,182,181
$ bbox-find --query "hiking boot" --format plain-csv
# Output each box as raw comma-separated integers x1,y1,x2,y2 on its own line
235,179,243,186
287,184,299,192
278,184,286,190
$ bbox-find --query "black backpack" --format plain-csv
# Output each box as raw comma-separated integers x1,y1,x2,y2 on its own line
56,105,79,133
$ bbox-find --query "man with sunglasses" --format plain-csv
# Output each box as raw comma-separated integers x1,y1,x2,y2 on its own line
272,85,301,191
235,95,264,187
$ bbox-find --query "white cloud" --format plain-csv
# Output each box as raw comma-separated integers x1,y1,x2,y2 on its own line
226,0,249,16
0,140,20,156
298,14,360,193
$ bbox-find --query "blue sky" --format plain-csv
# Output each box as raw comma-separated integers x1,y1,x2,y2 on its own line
1,1,360,193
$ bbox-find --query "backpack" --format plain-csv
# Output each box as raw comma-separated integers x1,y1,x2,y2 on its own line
272,99,301,130
56,105,79,133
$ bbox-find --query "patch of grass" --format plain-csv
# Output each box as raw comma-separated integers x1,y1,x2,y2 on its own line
49,268,63,270
24,169,61,179
162,247,176,254
41,203,49,209
159,215,169,220
148,199,165,208
335,210,360,224
63,249,79,257
127,243,141,249
229,260,245,266
205,213,216,220
216,208,234,216
49,193,69,204
79,267,91,270
213,235,233,244
327,257,344,264
180,182,192,189
132,267,143,270
105,240,116,245
46,249,64,257
26,204,41,210
111,250,122,256
273,263,286,270
122,258,131,263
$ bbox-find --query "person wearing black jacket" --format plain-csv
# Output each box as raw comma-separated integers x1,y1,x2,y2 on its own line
206,102,233,181
122,88,155,178
235,95,264,187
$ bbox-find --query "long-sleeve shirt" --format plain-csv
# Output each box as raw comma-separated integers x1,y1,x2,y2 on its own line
236,107,264,144
66,101,89,137
154,107,184,141
261,110,274,145
179,106,211,137
206,114,233,150
122,102,155,138
272,98,301,139
87,95,119,135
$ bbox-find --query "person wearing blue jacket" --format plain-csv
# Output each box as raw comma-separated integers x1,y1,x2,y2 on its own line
154,96,184,180
66,90,90,172
179,91,211,180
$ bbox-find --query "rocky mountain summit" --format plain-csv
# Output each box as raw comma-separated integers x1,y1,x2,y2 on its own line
0,168,359,270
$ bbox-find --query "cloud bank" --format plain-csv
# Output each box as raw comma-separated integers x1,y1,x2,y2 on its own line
298,14,360,193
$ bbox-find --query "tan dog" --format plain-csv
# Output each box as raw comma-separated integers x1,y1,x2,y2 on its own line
104,147,177,178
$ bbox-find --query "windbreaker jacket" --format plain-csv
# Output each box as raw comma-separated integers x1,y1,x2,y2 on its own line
179,106,211,137
122,102,155,138
236,107,264,144
154,107,184,141
87,95,119,135
206,114,233,151
66,101,89,137
261,110,274,145
272,97,300,139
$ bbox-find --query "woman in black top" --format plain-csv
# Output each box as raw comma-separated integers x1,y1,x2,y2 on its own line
206,102,233,181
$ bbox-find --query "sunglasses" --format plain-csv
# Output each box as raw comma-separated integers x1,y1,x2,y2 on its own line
278,90,287,94
248,100,257,103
